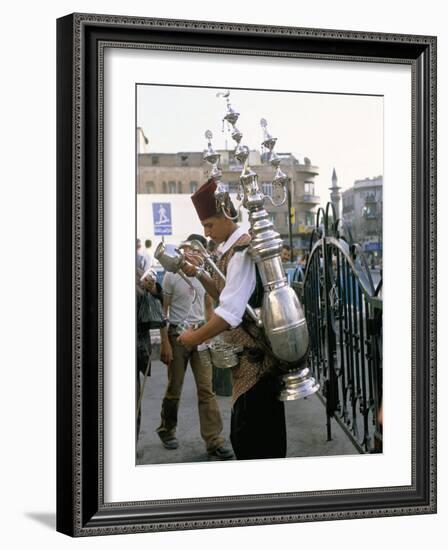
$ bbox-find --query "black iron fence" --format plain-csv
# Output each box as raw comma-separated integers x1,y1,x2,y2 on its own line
301,203,383,453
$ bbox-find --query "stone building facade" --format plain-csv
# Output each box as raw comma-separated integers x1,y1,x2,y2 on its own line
341,175,383,259
137,149,320,257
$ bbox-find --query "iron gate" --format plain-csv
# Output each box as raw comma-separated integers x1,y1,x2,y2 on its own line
301,203,383,453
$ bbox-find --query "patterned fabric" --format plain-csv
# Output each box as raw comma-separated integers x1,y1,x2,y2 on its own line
212,234,275,404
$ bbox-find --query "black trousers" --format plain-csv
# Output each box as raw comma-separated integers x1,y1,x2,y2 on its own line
230,375,287,460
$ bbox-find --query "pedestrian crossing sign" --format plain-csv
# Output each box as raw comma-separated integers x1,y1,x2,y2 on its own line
152,202,172,235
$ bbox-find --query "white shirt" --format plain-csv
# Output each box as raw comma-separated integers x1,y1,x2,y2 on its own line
162,272,205,325
214,227,256,328
144,249,154,267
136,251,150,271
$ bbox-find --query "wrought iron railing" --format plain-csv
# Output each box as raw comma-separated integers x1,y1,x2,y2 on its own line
301,203,383,453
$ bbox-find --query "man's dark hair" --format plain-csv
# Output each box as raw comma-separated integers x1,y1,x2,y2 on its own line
282,244,291,251
145,239,152,248
187,234,207,248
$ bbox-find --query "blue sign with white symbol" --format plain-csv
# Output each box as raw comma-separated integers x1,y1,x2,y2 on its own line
152,202,172,235
363,242,381,252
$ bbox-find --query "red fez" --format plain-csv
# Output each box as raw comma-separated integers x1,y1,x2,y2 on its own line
191,177,219,221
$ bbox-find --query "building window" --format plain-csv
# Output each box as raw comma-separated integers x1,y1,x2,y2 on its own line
362,203,378,220
262,182,273,197
177,181,182,193
151,156,159,166
361,190,376,200
304,181,315,196
162,181,167,194
180,154,189,166
305,211,314,226
145,181,155,194
190,181,198,193
168,181,176,194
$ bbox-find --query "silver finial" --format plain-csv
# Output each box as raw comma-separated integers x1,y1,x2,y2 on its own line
203,130,221,177
260,118,276,151
259,118,286,206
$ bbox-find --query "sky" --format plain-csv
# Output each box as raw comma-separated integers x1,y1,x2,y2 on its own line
137,84,383,206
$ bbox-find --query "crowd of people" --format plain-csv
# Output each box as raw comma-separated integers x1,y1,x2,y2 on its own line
136,232,234,460
136,179,312,462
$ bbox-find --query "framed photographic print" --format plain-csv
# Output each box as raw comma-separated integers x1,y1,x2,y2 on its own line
56,13,436,536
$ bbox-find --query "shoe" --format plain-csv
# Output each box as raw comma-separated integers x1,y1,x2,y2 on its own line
161,437,179,450
157,432,179,450
208,445,234,460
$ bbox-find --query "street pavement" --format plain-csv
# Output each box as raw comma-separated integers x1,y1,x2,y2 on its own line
136,352,359,465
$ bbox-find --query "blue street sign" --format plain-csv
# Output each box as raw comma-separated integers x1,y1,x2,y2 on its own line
152,202,172,235
363,242,381,252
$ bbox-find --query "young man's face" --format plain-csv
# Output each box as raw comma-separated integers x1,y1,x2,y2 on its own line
281,248,291,262
201,215,230,244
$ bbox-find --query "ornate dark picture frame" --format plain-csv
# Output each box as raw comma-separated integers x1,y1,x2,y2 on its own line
56,13,437,537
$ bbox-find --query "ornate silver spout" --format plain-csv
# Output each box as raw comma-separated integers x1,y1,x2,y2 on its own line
154,241,198,303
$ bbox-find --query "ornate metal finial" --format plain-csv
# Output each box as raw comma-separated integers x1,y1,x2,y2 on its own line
259,118,287,206
217,90,250,175
217,89,240,129
260,118,277,152
216,89,230,100
202,127,238,220
202,129,221,180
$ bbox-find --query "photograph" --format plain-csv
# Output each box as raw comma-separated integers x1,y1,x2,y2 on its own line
135,84,384,466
